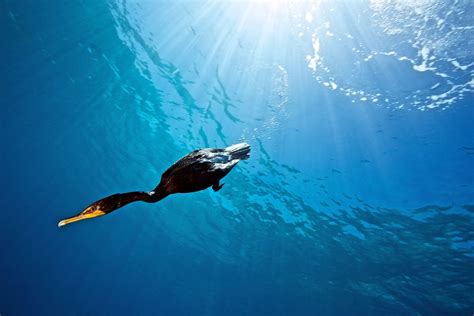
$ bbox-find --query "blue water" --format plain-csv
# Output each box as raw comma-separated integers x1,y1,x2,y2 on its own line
2,1,474,315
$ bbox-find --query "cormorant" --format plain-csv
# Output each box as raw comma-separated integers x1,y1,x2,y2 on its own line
58,143,250,227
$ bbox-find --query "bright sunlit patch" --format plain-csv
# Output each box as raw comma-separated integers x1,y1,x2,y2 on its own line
112,0,472,112
247,0,288,3
245,0,288,9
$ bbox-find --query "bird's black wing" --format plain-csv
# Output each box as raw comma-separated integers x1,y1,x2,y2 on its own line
160,148,222,178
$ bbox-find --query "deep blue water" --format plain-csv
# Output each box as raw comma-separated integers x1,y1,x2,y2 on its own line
1,0,474,315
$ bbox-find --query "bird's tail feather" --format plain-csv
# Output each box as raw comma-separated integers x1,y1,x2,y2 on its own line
226,142,251,160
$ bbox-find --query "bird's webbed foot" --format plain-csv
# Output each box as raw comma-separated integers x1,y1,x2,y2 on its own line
212,182,224,192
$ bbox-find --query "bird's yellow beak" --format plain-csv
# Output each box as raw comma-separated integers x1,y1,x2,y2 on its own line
58,209,106,227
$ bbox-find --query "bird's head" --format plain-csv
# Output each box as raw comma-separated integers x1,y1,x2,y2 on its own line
57,205,106,228
58,194,122,227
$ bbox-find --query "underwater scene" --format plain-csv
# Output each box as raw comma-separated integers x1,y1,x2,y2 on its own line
2,0,474,315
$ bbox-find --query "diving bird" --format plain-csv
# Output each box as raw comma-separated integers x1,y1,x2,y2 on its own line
58,143,250,227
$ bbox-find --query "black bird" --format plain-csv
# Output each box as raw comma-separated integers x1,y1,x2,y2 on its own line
58,143,250,227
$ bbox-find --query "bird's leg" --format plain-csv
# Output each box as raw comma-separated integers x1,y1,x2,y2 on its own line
212,181,224,192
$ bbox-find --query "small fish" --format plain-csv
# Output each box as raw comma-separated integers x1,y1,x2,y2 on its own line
363,203,374,209
281,164,300,174
342,193,352,200
193,63,200,77
413,205,452,213
331,168,342,174
360,159,371,163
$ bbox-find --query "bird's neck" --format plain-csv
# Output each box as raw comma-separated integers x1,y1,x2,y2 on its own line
146,188,169,203
119,189,168,205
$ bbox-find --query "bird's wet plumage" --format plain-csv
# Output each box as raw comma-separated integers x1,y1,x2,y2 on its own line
157,143,250,194
58,143,250,227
